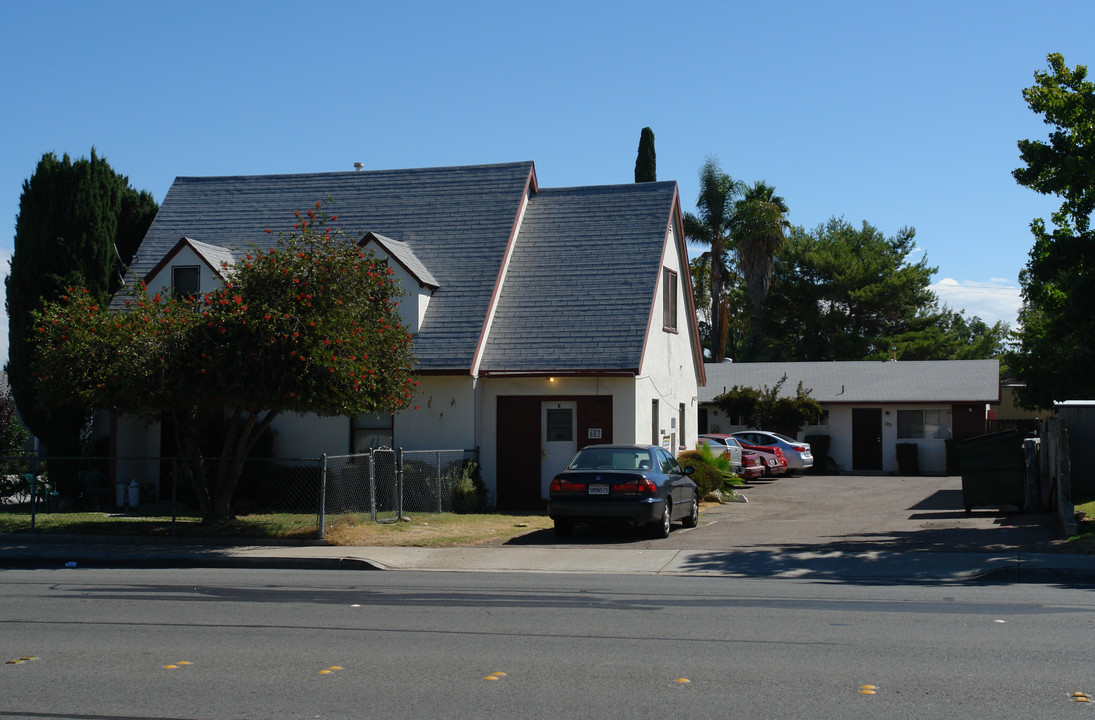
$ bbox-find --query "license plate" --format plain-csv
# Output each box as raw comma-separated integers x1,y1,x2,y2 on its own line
588,484,609,495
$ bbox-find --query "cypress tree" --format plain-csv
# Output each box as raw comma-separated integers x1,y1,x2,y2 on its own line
634,127,657,183
5,149,158,458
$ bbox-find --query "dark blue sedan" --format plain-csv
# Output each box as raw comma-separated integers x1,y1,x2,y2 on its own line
548,444,698,539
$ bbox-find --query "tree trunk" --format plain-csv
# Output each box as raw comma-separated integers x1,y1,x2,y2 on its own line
172,408,212,522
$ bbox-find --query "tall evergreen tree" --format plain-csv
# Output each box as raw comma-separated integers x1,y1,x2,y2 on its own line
5,150,158,456
634,127,657,183
764,218,941,360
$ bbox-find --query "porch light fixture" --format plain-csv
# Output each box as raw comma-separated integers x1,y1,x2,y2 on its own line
548,377,556,383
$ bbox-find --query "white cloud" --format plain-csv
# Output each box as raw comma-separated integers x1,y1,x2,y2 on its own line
931,277,1022,327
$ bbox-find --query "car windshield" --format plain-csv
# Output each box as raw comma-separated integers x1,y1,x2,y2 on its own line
568,448,654,471
771,432,798,443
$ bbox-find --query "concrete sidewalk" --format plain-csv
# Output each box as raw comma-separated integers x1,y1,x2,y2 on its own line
5,475,1094,583
4,535,1095,584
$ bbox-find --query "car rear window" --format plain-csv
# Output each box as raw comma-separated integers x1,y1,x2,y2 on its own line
568,448,652,471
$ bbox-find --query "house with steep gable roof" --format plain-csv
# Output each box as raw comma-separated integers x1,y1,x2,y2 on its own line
113,161,705,510
699,360,1000,474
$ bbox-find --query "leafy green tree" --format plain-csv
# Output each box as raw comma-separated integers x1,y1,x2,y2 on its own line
1009,53,1095,408
764,218,940,360
31,203,416,523
0,381,29,454
730,181,790,357
713,374,821,436
634,127,657,183
684,157,744,360
5,150,157,458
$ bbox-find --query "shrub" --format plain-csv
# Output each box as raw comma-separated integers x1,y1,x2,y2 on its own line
678,443,742,499
449,461,488,513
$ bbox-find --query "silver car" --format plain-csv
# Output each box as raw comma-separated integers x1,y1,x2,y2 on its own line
696,434,745,474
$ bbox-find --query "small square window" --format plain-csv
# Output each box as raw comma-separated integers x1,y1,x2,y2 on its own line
172,266,200,299
546,409,573,442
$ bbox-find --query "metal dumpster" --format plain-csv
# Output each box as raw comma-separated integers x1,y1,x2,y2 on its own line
957,430,1028,513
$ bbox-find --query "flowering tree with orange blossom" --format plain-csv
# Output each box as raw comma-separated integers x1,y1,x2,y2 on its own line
32,202,417,523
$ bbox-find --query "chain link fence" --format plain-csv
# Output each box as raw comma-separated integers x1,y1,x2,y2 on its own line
0,447,479,539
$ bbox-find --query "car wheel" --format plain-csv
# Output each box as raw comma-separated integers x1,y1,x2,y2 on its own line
554,519,574,538
651,502,671,538
682,496,698,528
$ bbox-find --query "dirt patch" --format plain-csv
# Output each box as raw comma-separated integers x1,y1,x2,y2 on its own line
324,512,553,547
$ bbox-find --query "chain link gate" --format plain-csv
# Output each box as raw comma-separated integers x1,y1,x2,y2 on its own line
320,448,477,534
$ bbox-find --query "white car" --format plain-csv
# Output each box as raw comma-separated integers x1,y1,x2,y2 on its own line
696,434,744,474
731,430,814,471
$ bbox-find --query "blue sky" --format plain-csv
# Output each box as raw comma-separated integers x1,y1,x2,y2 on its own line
2,0,1091,364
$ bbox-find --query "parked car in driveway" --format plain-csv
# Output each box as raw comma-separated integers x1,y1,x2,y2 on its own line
734,439,788,477
738,449,766,480
732,430,814,472
548,444,698,539
696,434,744,473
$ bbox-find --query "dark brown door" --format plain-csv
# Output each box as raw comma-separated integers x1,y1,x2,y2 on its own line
852,408,883,471
496,396,541,512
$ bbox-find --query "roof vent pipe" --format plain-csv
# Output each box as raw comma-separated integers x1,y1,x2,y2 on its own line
353,162,364,171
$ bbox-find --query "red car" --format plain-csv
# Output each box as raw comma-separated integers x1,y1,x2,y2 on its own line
738,450,766,480
735,439,788,477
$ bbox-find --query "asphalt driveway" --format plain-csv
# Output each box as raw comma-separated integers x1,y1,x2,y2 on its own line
503,474,1066,553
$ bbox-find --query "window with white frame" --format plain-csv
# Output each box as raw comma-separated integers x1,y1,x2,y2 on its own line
896,409,952,439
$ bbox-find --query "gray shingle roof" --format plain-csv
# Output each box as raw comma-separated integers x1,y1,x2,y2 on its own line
700,360,1001,404
176,238,235,279
363,233,439,290
479,181,679,372
127,162,534,370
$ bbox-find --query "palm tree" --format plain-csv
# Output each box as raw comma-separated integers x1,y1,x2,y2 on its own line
683,157,744,360
730,181,790,357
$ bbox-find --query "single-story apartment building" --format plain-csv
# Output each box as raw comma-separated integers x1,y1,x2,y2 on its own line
699,359,1000,474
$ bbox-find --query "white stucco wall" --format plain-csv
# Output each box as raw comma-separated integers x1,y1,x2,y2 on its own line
635,219,701,456
268,414,349,457
145,246,225,298
112,414,162,497
397,375,478,451
804,404,951,474
361,243,433,334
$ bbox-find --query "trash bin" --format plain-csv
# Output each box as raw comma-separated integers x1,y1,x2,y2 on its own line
896,442,919,475
127,479,141,509
957,430,1028,513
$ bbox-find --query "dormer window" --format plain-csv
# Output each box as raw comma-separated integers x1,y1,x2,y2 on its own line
172,266,200,299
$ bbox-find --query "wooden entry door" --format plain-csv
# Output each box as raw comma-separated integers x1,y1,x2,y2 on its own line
852,408,883,471
496,396,541,511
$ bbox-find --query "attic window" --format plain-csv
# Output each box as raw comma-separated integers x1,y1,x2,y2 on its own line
172,266,200,299
662,268,678,332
